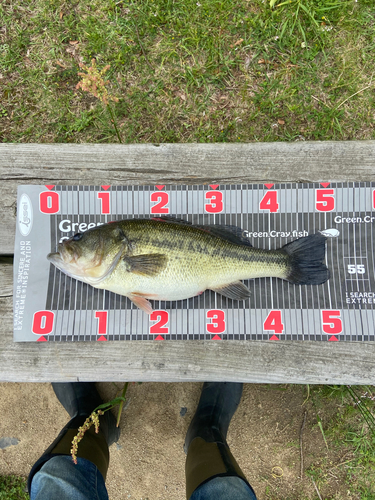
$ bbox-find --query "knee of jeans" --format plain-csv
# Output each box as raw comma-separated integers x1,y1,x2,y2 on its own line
189,476,257,500
30,456,108,500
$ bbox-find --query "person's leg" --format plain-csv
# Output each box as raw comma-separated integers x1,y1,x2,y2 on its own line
189,476,256,500
28,383,120,500
30,456,108,500
185,382,257,500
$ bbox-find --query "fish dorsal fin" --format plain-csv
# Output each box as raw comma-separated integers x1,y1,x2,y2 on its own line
211,281,251,300
123,254,167,277
196,225,253,247
151,216,189,224
151,217,252,247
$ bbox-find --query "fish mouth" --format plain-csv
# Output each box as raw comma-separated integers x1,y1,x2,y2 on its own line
47,244,64,267
47,242,77,265
47,242,85,280
47,250,63,266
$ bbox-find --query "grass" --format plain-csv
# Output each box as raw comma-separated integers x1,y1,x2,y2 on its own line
0,0,374,143
306,385,375,499
0,476,28,500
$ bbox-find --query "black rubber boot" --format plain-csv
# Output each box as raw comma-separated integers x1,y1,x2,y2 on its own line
185,382,255,499
28,382,120,493
184,382,243,453
51,382,120,447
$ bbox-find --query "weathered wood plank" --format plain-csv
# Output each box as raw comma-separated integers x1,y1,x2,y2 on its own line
1,142,375,383
1,294,375,383
1,142,375,254
0,258,12,297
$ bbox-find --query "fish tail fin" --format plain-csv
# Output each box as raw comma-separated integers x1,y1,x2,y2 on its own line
282,233,330,285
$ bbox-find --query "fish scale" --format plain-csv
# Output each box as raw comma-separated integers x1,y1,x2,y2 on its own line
47,218,329,314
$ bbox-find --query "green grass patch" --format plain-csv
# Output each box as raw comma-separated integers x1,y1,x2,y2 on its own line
0,0,374,143
307,385,375,499
0,476,28,500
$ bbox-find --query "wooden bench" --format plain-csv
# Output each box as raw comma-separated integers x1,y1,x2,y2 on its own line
1,142,375,383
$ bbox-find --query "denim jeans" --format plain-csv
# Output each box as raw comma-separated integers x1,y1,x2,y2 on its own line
30,456,257,500
190,476,257,500
30,456,108,500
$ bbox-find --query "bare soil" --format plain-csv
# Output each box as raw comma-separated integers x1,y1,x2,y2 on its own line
0,382,353,499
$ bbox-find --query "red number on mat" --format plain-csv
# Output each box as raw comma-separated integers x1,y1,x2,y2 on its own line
98,192,110,214
321,310,342,334
39,191,60,214
263,310,284,334
32,310,55,335
150,192,169,214
259,191,279,213
206,310,226,334
205,191,223,213
95,311,108,335
316,189,335,212
150,310,169,334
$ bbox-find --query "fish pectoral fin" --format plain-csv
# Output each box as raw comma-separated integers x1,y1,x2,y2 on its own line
211,281,251,300
129,293,154,314
123,254,167,277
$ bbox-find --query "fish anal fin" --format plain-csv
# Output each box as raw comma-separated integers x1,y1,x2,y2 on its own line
129,294,154,314
211,281,251,300
124,254,167,277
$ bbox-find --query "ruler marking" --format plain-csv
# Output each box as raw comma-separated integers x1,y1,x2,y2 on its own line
18,182,375,342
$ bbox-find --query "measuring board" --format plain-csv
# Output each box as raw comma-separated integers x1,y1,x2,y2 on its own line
13,183,375,343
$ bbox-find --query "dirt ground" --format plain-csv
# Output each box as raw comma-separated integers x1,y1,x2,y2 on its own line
0,382,349,499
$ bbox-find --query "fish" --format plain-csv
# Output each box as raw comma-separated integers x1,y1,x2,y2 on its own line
47,217,330,314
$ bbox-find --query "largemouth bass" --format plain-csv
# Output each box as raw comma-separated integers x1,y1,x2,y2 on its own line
47,217,330,314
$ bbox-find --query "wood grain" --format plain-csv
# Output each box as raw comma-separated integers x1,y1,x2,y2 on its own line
1,293,375,383
0,258,12,297
1,141,375,254
1,142,375,382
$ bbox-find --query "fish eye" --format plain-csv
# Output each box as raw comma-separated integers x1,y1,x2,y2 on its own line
72,233,84,241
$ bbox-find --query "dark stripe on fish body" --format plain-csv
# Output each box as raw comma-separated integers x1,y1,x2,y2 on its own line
187,241,210,255
174,238,189,251
209,245,286,265
128,221,287,266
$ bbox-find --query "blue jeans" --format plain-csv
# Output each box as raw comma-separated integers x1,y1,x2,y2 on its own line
30,456,108,500
190,476,257,500
31,456,257,500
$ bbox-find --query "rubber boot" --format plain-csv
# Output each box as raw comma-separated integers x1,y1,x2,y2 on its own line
184,382,254,499
27,382,120,493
